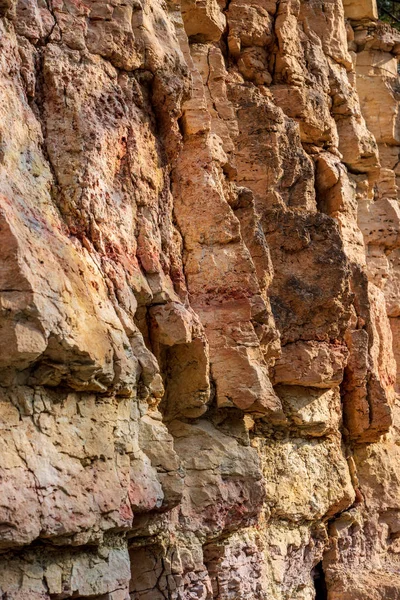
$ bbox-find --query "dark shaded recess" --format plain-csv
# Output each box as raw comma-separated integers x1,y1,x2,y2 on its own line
312,561,328,600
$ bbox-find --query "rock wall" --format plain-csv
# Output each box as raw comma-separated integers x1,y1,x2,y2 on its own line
1,0,400,597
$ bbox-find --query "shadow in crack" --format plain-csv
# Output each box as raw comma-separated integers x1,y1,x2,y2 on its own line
312,561,328,600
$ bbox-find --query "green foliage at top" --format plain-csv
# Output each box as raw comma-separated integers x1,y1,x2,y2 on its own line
377,0,400,30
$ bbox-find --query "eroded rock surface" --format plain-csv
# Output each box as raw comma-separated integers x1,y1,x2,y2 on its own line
0,0,400,598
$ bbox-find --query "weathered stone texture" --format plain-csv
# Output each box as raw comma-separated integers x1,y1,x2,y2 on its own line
1,0,400,598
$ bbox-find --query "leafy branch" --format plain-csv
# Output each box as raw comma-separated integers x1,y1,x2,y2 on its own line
377,0,400,29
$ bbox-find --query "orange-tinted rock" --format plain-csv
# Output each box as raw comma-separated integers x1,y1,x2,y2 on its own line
0,0,400,597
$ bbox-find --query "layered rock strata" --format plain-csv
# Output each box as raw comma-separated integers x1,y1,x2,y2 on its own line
0,0,400,598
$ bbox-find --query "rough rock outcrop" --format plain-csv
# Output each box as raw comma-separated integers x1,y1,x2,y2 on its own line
0,0,400,598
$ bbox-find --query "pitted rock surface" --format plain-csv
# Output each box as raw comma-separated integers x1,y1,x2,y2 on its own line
1,0,400,598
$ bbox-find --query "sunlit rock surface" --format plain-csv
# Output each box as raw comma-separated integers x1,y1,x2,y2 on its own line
0,0,400,598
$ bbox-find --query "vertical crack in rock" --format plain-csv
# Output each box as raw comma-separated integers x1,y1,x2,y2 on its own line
1,0,400,598
312,561,328,600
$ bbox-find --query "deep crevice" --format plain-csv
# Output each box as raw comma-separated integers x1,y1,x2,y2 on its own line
312,561,328,600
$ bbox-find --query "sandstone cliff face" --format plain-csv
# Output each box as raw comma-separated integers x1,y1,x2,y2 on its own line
0,0,400,598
